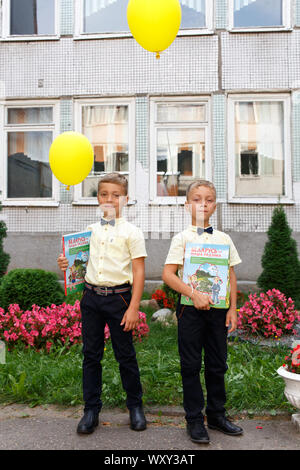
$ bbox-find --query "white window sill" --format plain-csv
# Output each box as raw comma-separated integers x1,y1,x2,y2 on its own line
228,197,294,204
72,199,137,206
149,198,185,205
2,200,60,207
228,27,293,33
177,29,214,36
73,29,214,41
0,35,60,42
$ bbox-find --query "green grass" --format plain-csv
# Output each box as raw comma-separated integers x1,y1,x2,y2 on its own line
0,306,295,414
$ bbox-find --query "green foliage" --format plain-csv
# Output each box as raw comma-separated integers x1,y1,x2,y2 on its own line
0,268,65,311
64,290,83,305
257,206,300,301
0,332,292,413
0,199,10,279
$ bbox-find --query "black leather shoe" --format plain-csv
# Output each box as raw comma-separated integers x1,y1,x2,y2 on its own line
77,410,99,434
187,421,210,444
129,406,147,431
207,416,243,436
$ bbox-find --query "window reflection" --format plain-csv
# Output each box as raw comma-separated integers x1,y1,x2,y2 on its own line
157,128,205,197
82,105,129,197
7,131,52,198
83,0,208,33
234,0,282,28
234,101,284,196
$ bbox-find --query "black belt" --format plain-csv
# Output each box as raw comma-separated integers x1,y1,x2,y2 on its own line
85,282,131,296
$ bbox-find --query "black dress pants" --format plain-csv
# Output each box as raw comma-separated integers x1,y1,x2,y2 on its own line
176,303,228,423
80,288,143,412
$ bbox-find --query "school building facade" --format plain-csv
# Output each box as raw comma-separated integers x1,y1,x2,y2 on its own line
1,0,300,287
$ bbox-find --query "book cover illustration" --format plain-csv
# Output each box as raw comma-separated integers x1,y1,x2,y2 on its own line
181,243,230,309
62,231,91,296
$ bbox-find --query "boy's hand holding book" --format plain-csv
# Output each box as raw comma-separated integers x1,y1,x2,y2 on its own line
57,254,69,272
191,289,214,310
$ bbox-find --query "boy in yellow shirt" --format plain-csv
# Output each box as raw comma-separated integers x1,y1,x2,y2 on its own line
58,173,147,434
163,179,243,444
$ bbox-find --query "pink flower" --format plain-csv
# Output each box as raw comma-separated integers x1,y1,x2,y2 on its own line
238,290,298,339
0,303,149,352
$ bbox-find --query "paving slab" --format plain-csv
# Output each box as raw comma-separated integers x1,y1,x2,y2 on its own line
0,404,300,451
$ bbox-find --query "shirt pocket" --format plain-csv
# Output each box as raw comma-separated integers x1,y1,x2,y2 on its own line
107,236,127,260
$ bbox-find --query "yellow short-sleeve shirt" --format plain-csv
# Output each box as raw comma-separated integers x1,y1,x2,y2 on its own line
165,225,241,280
85,217,147,287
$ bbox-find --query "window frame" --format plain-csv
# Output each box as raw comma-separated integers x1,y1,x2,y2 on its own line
1,0,60,41
149,96,211,205
227,93,292,204
228,0,292,32
73,97,136,205
74,0,214,39
0,100,60,206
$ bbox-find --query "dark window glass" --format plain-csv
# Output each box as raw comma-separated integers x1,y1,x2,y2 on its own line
10,0,55,35
7,131,52,198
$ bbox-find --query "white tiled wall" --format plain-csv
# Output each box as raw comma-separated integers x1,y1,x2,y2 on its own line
1,1,300,238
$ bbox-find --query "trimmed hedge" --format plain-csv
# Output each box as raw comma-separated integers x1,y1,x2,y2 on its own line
0,269,65,311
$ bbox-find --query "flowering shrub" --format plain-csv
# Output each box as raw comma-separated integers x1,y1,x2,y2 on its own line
131,311,150,342
237,289,300,338
283,344,300,374
0,302,149,353
151,289,175,309
0,302,82,352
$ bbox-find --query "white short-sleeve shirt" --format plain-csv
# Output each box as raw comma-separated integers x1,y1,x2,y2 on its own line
165,225,241,280
85,217,147,287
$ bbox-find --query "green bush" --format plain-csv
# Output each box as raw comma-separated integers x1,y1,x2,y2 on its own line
0,199,10,280
0,269,65,311
257,205,300,302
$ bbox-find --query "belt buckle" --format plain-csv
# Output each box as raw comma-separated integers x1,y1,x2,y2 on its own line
103,287,108,296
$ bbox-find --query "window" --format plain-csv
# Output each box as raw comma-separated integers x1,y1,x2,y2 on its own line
0,102,60,204
82,0,129,34
180,0,213,32
229,0,291,30
2,0,59,39
74,99,135,203
76,0,213,37
150,98,210,204
228,95,292,202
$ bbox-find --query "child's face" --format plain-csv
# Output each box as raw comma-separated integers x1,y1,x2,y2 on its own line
185,185,216,226
97,182,128,218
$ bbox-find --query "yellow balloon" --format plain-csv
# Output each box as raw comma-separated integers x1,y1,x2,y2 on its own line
127,0,181,58
49,132,94,188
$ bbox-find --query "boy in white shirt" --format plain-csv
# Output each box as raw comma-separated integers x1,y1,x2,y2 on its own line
58,173,147,435
163,179,243,444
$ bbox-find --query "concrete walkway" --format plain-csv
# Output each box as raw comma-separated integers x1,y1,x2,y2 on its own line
0,404,300,451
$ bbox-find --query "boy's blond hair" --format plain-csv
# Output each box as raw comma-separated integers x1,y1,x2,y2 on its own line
186,179,216,200
98,173,128,195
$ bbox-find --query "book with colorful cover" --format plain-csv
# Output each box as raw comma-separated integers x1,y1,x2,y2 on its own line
62,230,91,296
181,243,230,309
